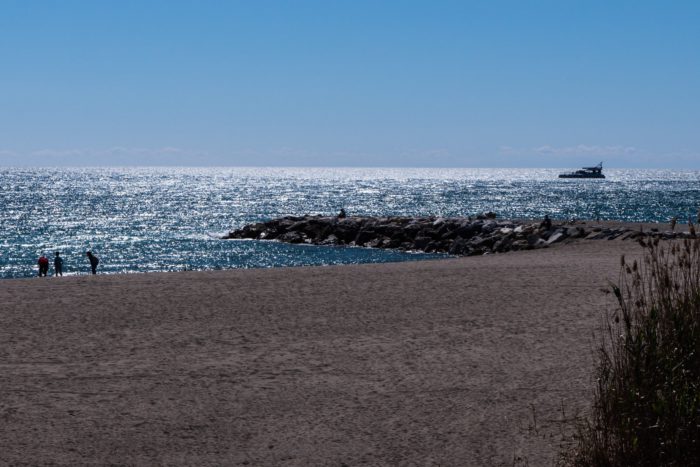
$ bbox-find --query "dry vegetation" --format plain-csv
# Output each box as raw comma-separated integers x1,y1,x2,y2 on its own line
563,237,700,466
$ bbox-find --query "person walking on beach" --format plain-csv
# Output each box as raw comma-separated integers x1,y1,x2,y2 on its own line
37,255,49,277
86,251,99,275
54,251,63,277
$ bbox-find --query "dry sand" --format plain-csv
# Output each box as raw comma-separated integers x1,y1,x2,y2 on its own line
0,238,648,466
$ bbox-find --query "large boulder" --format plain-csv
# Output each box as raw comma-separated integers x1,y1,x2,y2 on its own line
375,222,403,238
566,226,585,238
402,223,423,239
334,223,360,243
412,236,433,250
546,232,566,245
527,233,542,246
355,229,377,246
425,240,450,253
288,220,309,232
385,237,405,249
320,234,340,245
278,231,306,244
493,236,513,252
470,235,496,249
449,237,469,255
440,227,459,241
481,221,498,235
455,222,480,239
511,239,529,250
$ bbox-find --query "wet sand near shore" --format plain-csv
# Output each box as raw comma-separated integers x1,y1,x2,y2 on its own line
1,237,649,465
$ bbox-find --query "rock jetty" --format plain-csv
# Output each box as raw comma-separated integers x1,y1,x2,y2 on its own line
224,214,694,256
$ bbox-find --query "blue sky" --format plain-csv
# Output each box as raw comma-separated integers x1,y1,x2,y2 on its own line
1,1,698,168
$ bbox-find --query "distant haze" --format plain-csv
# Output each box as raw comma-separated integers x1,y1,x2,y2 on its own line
1,1,698,168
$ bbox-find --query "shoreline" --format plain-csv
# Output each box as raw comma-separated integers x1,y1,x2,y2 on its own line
2,218,691,281
0,237,652,464
2,218,690,282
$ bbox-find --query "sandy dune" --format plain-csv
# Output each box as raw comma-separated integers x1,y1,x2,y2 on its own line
0,238,646,465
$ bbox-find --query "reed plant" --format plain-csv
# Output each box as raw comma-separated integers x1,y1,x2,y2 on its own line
564,237,700,466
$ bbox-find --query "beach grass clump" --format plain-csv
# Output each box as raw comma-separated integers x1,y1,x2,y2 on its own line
564,237,700,466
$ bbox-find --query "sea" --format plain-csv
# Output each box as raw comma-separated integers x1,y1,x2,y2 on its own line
1,167,699,279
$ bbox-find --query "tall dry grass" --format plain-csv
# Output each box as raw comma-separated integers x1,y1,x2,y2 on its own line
563,237,700,466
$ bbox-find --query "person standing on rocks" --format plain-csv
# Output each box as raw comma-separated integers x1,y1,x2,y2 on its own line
86,251,100,275
540,215,552,230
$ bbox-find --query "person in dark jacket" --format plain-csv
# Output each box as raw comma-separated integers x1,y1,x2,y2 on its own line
54,251,63,277
86,251,99,275
540,214,552,230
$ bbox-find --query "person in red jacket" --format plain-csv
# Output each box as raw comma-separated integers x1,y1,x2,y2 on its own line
37,255,49,277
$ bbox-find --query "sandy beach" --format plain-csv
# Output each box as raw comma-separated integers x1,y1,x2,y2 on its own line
0,237,649,465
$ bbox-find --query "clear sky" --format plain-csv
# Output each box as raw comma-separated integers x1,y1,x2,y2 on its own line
1,1,698,168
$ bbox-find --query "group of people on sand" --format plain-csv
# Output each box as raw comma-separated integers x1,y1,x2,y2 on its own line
36,251,100,277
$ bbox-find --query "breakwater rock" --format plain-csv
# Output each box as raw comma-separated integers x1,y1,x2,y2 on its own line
224,215,694,256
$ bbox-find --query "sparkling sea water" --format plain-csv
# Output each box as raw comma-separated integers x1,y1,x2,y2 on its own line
1,167,699,279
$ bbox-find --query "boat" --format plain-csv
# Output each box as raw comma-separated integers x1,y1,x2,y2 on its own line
558,162,605,179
